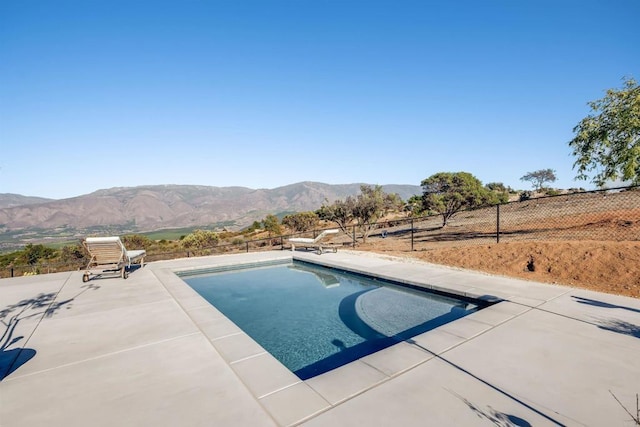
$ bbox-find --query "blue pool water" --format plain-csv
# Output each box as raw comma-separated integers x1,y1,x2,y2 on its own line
183,261,482,379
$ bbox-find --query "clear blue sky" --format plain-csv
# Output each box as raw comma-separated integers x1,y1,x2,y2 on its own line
1,1,638,199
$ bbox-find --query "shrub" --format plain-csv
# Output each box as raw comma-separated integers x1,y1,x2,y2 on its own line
121,234,151,249
282,212,318,232
181,230,219,249
519,191,533,202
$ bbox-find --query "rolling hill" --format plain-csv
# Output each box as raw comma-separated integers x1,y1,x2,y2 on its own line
0,193,53,209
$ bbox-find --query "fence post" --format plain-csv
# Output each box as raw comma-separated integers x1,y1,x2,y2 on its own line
10,267,14,278
411,218,414,251
352,225,356,248
246,242,249,253
496,204,501,243
280,236,284,250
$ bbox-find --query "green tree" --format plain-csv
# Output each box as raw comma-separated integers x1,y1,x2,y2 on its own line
520,169,557,191
421,172,495,227
485,182,510,203
569,77,640,186
262,214,282,236
404,195,424,216
317,185,401,242
486,182,506,192
14,244,57,266
351,185,384,242
317,198,355,236
244,221,263,234
282,211,318,232
381,191,404,214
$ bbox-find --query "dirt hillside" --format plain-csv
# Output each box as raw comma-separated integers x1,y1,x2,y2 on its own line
368,241,640,299
350,190,640,299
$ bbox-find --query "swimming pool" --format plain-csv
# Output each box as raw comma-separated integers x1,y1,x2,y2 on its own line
183,261,484,379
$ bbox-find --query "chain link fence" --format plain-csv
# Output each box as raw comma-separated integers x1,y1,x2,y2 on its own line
358,186,640,252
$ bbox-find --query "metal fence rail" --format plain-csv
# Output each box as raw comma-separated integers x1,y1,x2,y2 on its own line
3,186,639,278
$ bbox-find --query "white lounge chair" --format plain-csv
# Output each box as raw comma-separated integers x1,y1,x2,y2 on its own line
289,229,339,254
82,236,146,282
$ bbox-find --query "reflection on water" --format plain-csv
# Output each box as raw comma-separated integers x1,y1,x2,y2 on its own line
288,264,340,288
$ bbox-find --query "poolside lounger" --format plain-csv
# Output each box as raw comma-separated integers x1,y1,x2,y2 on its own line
289,229,339,254
82,236,146,282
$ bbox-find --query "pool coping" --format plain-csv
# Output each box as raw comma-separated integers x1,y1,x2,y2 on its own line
153,252,538,426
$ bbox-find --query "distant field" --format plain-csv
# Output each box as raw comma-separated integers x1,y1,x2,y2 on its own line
45,240,80,249
141,228,197,241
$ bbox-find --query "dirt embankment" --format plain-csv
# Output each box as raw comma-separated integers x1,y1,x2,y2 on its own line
353,190,640,299
373,241,640,299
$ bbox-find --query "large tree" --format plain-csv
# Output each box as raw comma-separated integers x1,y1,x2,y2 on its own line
520,169,557,191
421,172,495,227
569,77,640,186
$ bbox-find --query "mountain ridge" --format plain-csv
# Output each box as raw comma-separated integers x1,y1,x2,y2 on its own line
0,193,54,209
0,182,421,236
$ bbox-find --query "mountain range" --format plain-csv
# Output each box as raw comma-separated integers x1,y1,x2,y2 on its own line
0,182,421,247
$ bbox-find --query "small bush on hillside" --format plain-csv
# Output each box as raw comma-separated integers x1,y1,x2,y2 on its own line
122,234,152,249
59,244,87,265
181,230,219,249
244,221,263,234
519,191,533,201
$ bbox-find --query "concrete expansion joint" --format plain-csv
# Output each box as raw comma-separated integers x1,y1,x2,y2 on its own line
4,274,74,382
303,374,393,421
3,332,201,382
230,351,269,364
256,380,304,400
210,331,243,342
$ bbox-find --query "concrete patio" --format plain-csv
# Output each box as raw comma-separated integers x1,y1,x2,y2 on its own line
1,250,639,426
